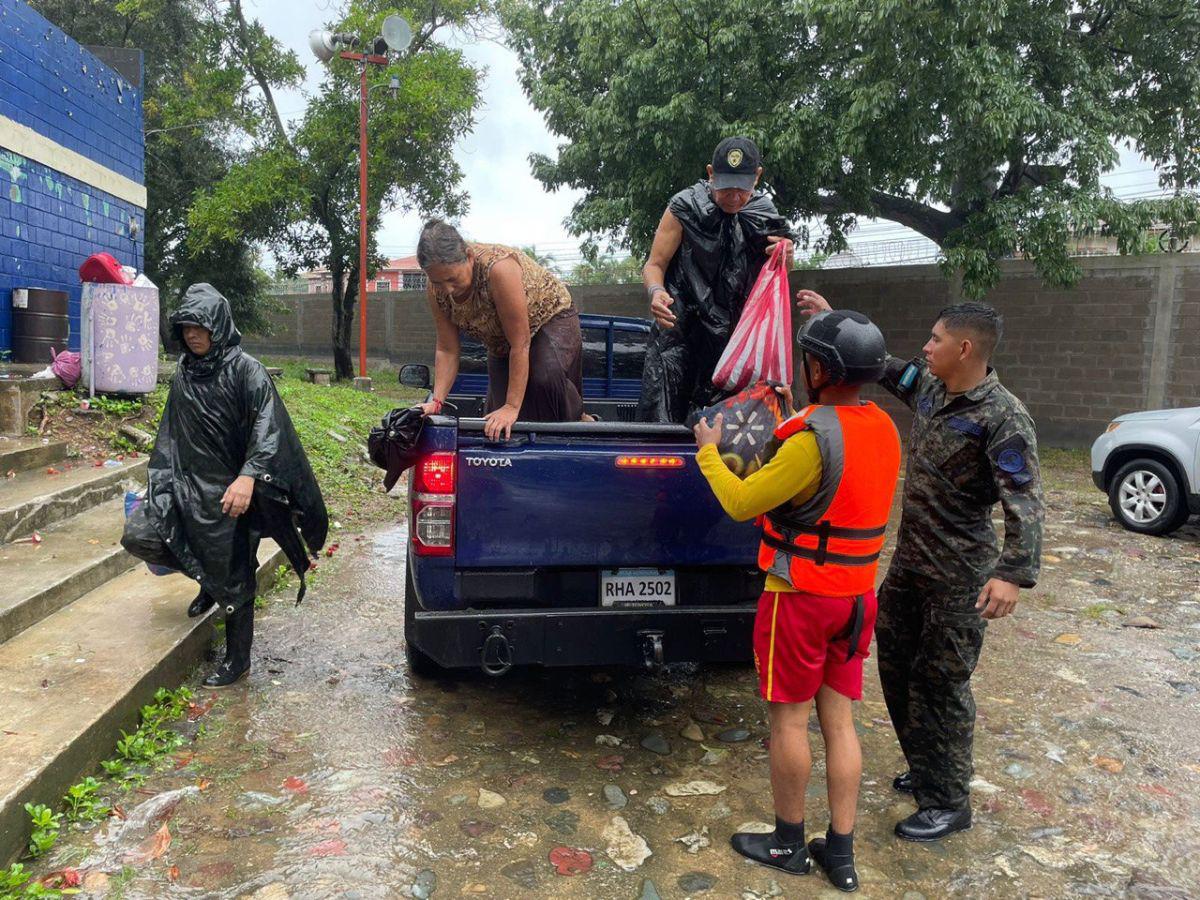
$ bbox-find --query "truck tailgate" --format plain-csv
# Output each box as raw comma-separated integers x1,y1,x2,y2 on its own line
453,421,758,569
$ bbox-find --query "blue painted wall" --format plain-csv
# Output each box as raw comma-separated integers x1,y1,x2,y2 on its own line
0,0,145,356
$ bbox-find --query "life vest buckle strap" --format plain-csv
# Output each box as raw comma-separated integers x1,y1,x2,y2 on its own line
761,533,882,568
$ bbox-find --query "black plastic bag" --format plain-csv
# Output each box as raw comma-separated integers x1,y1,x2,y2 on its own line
368,406,426,491
637,182,793,423
688,381,793,478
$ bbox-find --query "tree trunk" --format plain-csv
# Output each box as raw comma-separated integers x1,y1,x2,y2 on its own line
330,265,358,380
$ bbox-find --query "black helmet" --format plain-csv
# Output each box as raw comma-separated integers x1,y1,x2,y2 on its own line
797,310,886,387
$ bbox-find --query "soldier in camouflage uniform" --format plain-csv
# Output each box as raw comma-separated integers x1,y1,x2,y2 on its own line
796,294,1045,842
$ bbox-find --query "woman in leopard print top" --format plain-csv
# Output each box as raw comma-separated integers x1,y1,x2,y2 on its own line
416,220,584,440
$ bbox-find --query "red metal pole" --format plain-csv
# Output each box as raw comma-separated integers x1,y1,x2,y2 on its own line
358,59,369,379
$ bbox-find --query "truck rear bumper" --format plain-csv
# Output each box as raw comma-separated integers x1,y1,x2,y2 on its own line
411,605,756,670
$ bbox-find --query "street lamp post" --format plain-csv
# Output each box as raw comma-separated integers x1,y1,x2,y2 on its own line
309,15,412,386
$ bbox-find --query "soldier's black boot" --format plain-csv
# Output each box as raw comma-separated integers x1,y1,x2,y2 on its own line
809,827,858,893
187,590,216,619
895,806,972,842
730,818,811,876
892,771,914,794
204,604,253,688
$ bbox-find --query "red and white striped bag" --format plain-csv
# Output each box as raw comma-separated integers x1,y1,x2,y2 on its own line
711,240,793,392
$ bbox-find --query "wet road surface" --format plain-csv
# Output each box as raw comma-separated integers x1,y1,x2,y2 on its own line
30,457,1200,898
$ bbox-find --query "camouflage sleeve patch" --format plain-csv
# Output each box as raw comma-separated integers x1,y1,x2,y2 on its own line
880,356,926,410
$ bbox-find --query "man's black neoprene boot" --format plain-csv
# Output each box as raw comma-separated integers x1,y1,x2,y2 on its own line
730,818,812,876
893,771,914,794
809,827,859,892
204,603,253,688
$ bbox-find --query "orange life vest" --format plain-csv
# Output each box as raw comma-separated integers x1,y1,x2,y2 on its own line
758,403,902,596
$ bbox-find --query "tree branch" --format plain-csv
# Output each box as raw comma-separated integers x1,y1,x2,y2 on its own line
816,189,963,244
229,0,291,149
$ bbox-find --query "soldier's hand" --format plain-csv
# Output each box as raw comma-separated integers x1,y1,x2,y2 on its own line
976,578,1019,619
795,289,831,317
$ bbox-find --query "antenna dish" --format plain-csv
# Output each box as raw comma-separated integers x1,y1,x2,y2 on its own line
381,15,412,52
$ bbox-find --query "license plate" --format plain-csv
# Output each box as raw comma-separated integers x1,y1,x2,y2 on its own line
600,568,676,608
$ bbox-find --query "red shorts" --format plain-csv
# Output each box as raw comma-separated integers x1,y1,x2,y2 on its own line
752,589,878,703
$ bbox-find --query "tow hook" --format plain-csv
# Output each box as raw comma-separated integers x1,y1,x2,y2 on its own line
480,624,513,677
639,630,665,669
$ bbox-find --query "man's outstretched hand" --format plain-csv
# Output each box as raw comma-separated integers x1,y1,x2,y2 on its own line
222,475,255,517
795,289,832,317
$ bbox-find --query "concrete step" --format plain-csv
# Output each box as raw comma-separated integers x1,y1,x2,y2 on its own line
0,540,285,861
0,437,69,475
0,498,136,644
0,456,147,544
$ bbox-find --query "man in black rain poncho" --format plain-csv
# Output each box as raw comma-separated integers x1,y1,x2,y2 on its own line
639,137,794,423
122,284,327,687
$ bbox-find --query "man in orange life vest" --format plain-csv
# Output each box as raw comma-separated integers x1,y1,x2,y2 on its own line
694,311,902,892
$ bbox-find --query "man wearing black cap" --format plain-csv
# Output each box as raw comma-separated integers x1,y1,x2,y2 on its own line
638,137,794,422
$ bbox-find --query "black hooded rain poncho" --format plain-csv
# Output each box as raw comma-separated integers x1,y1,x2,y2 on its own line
637,182,793,423
122,284,328,615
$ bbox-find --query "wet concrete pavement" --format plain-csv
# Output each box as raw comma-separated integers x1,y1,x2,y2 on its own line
31,456,1200,898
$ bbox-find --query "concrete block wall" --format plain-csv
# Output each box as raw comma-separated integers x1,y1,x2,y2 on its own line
247,255,1200,447
0,0,145,355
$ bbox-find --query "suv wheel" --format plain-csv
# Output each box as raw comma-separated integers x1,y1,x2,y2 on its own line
1108,459,1190,536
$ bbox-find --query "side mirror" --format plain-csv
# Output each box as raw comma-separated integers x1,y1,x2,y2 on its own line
399,364,431,389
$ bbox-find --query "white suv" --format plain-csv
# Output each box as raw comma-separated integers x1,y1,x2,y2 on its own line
1091,407,1200,535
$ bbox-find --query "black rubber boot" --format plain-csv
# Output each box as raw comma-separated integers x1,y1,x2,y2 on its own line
809,828,859,893
187,590,216,619
730,822,811,876
893,771,914,794
895,806,972,842
204,603,253,688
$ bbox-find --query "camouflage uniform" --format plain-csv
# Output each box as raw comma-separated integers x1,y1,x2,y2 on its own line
875,357,1044,811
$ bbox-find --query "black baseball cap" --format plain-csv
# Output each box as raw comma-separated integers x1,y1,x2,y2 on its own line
711,137,762,190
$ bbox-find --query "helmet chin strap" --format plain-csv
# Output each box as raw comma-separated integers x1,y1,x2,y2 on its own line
802,351,825,405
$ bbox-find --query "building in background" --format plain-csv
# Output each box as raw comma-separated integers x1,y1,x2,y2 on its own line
0,0,145,355
297,256,426,295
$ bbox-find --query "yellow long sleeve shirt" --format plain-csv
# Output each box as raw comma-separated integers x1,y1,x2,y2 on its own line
696,433,823,593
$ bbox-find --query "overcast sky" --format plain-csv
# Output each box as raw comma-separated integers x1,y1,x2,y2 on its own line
252,0,585,265
248,1,1166,270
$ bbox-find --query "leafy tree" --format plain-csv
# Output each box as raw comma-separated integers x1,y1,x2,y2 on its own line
30,0,291,339
502,0,1200,296
520,244,561,273
568,252,643,285
188,0,486,379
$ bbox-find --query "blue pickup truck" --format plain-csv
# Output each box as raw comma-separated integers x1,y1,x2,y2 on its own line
399,313,763,676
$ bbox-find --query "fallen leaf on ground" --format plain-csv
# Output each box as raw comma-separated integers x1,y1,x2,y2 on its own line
167,865,180,882
432,753,460,767
1122,616,1161,629
187,695,217,721
309,839,347,857
596,754,624,772
39,869,81,889
282,776,309,794
1054,633,1082,646
548,846,593,876
1094,756,1125,774
123,824,171,864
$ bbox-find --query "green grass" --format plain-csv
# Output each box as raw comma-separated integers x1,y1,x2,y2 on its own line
262,358,423,518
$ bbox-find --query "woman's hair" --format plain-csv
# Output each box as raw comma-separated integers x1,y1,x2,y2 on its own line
417,219,469,268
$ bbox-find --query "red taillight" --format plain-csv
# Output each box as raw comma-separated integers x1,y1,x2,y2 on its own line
415,453,456,495
412,453,455,557
616,455,685,469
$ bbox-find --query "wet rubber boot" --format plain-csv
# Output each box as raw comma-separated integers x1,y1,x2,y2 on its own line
187,590,216,619
204,604,253,688
809,828,859,893
730,818,811,876
892,771,914,794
